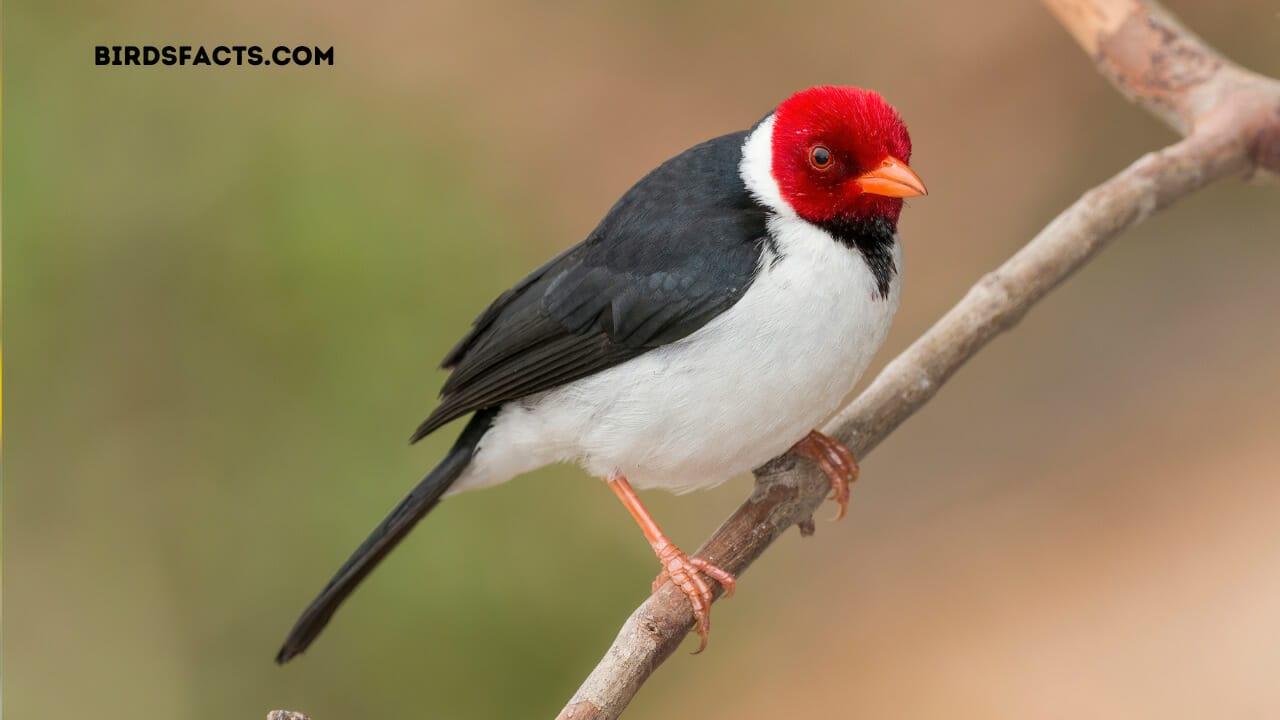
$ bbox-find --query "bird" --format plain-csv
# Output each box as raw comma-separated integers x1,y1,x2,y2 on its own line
276,85,926,663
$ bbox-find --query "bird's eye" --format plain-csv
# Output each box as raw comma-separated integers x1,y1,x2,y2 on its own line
809,145,833,170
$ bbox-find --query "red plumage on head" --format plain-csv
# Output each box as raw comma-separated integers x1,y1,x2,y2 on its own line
770,86,913,225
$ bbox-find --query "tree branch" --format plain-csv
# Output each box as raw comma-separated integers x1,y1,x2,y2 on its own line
557,2,1280,717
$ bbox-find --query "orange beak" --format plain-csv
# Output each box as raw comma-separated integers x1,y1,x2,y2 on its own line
854,156,927,198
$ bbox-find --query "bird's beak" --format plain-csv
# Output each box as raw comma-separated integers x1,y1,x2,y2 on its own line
854,156,928,198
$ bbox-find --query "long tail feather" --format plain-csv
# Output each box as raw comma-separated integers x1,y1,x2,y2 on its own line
275,408,496,664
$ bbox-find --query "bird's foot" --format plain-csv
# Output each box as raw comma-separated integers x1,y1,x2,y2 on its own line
608,474,735,653
650,543,736,653
789,430,860,521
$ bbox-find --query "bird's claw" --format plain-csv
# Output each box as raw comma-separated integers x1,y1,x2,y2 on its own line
651,545,736,653
789,430,860,521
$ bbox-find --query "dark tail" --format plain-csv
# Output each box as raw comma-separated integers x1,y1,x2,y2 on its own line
275,408,496,664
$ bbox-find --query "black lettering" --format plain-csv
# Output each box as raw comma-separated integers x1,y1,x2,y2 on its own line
93,42,332,69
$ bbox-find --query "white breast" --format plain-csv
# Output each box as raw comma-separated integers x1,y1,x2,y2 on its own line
453,220,901,495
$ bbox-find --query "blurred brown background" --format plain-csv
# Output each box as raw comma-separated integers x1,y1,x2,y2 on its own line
5,1,1280,717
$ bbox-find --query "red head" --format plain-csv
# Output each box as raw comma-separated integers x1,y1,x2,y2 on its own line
770,86,925,226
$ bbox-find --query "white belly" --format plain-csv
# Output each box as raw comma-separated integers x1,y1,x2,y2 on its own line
453,217,902,495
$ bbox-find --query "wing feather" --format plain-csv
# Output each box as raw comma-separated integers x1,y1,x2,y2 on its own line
411,130,769,443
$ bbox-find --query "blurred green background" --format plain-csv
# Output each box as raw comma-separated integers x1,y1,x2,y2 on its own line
5,1,1280,718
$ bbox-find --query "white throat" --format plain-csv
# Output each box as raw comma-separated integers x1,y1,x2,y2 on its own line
738,114,794,217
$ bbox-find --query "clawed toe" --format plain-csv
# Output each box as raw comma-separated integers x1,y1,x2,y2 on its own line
608,475,737,654
652,546,736,653
789,430,860,521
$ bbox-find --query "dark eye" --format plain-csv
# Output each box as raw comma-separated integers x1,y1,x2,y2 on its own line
809,145,833,170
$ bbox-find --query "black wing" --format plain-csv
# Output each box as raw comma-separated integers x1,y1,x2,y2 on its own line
411,130,769,442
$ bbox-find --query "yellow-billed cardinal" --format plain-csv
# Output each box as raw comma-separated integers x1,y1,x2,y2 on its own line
277,85,926,662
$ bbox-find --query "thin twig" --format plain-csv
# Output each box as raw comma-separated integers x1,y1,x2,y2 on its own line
557,1,1280,717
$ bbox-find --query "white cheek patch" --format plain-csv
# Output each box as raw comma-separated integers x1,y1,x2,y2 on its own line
738,114,794,217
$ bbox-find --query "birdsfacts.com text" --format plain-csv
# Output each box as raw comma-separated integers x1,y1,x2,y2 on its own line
95,45,334,67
